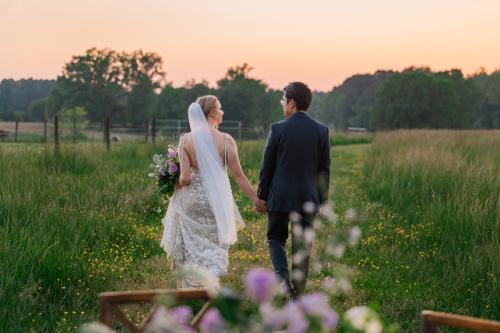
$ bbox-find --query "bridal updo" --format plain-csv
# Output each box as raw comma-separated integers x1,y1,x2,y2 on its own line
196,95,219,118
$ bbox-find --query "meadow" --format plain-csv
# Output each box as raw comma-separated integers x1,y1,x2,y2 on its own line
345,130,500,331
0,130,498,332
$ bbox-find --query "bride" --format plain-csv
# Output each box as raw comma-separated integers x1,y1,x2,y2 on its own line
160,95,264,288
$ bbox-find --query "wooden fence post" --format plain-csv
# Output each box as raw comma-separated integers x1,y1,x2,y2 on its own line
152,118,156,144
43,119,47,142
54,116,60,151
104,117,110,151
73,118,77,143
145,120,150,143
14,120,19,142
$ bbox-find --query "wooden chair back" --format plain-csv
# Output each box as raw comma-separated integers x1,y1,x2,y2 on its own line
420,310,500,333
99,288,211,333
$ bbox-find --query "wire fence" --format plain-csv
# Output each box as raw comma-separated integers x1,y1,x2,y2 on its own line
0,119,267,145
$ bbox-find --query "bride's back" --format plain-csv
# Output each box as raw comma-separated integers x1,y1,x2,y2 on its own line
182,129,226,170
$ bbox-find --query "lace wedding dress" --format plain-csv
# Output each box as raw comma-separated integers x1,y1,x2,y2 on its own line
160,105,244,288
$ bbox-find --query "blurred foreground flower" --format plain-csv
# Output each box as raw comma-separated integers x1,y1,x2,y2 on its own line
176,264,220,297
146,305,194,333
345,306,383,333
244,268,280,303
78,322,114,333
79,202,394,333
299,292,338,331
200,308,227,333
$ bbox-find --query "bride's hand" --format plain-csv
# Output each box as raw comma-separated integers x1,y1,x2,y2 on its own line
174,181,183,190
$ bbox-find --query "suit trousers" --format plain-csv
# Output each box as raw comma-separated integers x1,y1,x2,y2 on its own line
267,211,315,297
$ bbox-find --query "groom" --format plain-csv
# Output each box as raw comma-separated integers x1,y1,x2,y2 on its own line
256,82,331,298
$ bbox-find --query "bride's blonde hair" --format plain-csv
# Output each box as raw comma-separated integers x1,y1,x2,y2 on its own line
196,95,219,118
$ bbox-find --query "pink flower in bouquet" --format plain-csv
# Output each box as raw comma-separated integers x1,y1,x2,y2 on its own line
167,148,177,159
168,163,178,175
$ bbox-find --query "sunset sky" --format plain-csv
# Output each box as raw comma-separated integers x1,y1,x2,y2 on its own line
1,0,500,91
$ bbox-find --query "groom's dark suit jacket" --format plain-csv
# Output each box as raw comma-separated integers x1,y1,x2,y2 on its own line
257,111,331,213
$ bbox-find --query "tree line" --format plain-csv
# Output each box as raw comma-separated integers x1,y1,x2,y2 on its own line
1,48,499,131
312,67,500,130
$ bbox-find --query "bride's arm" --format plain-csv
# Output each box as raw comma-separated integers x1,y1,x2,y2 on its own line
178,134,191,187
226,135,260,205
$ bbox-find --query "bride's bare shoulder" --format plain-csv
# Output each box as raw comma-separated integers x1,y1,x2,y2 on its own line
181,132,192,143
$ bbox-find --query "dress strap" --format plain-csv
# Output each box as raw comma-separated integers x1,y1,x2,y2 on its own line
223,133,229,167
178,133,185,163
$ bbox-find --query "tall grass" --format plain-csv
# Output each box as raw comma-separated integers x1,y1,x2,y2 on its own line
331,132,373,146
354,130,500,331
0,143,170,332
0,140,278,332
1,139,352,332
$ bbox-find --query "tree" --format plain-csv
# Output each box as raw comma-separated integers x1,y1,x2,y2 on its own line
471,70,500,128
0,79,55,120
0,79,15,120
217,64,276,132
316,71,394,130
372,68,481,130
27,98,48,121
45,85,64,120
56,48,127,122
121,50,166,125
59,106,89,140
156,80,215,120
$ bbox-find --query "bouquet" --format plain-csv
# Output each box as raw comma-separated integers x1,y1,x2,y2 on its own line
149,146,180,200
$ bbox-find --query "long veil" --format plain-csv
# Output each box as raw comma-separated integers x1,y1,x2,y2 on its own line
188,103,238,245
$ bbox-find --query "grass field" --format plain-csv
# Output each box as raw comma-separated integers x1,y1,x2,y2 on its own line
342,130,500,332
0,130,498,332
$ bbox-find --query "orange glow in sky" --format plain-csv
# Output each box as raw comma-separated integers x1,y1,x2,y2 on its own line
1,0,500,91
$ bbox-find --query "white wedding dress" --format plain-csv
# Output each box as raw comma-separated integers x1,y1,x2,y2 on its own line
160,103,244,288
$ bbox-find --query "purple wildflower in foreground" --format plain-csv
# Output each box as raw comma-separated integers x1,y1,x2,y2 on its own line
299,292,338,330
200,308,226,333
244,268,279,303
168,306,192,325
284,302,309,333
260,303,286,329
147,305,195,333
300,292,328,314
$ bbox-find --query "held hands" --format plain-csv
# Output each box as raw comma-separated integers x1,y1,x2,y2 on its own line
253,198,267,214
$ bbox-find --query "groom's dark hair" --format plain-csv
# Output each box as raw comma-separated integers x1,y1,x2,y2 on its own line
283,82,312,111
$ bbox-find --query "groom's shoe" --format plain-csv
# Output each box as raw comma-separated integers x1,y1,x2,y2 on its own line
280,279,297,301
289,284,298,301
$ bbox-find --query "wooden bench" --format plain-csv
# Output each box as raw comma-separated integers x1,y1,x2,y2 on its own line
98,292,500,333
99,288,212,333
420,310,500,333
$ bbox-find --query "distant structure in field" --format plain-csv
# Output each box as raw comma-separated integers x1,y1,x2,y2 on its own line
346,127,367,133
0,129,10,139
